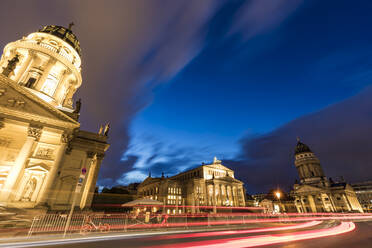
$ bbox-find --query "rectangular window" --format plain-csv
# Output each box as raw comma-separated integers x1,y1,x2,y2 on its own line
41,75,58,96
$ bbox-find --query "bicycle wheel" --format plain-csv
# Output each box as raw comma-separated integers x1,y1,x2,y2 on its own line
100,223,111,233
80,224,92,235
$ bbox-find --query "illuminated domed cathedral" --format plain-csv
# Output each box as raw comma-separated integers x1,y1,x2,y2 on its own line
292,139,362,213
0,24,109,210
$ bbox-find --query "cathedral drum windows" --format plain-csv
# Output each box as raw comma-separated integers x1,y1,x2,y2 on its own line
41,74,58,96
23,70,41,88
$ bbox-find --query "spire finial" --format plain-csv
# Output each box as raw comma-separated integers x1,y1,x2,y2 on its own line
296,136,300,142
68,22,74,30
148,171,151,178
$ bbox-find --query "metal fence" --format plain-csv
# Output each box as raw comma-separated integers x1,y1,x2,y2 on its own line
28,212,372,237
28,212,262,236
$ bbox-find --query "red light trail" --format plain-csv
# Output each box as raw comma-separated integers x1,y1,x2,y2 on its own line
152,221,356,248
148,220,321,240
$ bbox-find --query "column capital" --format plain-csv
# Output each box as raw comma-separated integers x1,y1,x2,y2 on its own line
86,151,95,158
96,153,105,160
28,49,36,57
27,124,42,141
61,132,73,143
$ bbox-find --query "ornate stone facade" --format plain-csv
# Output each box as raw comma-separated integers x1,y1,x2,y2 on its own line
137,157,246,214
292,139,363,213
0,25,109,210
351,181,372,213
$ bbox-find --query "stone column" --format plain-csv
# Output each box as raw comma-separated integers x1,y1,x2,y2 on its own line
328,195,337,212
300,196,306,212
79,152,96,209
0,125,41,202
53,69,71,102
227,186,232,206
342,194,352,211
35,58,56,91
62,83,77,108
232,186,237,207
14,51,35,83
212,184,217,213
308,195,317,213
238,187,244,206
191,192,195,214
37,132,69,205
219,184,224,205
81,153,104,208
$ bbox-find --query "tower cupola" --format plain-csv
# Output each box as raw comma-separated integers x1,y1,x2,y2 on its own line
0,24,82,112
294,138,327,186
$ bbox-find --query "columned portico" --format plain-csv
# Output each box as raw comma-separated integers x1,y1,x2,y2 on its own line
0,125,41,202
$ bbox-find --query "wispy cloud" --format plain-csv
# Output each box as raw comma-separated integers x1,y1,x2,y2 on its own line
229,0,303,40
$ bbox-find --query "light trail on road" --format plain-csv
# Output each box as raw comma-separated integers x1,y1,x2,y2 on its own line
148,220,321,240
152,221,356,248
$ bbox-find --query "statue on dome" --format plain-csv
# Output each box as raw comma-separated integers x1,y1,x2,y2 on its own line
103,123,110,136
213,156,221,164
98,124,104,135
2,54,20,77
73,98,82,113
68,22,74,30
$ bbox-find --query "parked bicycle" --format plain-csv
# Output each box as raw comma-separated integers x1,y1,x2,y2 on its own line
80,215,110,235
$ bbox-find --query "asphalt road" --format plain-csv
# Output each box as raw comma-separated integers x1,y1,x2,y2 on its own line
3,221,372,248
269,221,372,248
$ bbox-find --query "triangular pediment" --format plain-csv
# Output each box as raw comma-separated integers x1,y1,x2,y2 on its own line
25,163,49,172
204,163,233,172
0,75,79,129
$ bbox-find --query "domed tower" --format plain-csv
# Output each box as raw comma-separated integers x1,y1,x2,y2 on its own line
0,24,82,111
294,138,327,186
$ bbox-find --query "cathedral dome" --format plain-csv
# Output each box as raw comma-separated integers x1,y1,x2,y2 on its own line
295,139,312,155
38,24,81,56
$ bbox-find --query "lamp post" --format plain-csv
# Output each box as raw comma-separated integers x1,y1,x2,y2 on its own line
63,167,86,237
275,191,282,213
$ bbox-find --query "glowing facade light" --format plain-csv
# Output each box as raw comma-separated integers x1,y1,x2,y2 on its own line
275,192,281,199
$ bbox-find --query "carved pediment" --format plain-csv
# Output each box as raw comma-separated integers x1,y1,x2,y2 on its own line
25,163,49,173
0,75,79,129
205,163,233,172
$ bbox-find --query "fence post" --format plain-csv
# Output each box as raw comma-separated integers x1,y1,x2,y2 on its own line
124,214,128,232
27,216,37,238
207,213,210,227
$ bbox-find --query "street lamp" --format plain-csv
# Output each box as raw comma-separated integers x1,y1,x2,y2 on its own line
275,191,282,214
275,192,281,200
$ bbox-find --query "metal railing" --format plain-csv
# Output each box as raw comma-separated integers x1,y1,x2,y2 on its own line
27,212,372,237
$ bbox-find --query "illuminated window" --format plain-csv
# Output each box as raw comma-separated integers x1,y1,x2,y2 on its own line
41,75,58,96
49,40,58,46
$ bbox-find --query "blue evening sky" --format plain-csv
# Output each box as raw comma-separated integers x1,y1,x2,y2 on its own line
123,0,372,183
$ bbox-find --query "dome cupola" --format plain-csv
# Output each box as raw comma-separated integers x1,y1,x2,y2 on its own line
295,138,312,155
0,23,83,112
38,23,81,56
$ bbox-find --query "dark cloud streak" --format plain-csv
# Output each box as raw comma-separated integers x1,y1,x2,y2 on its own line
225,86,372,193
